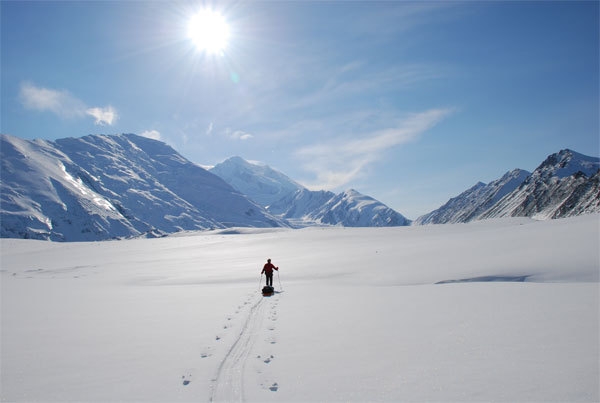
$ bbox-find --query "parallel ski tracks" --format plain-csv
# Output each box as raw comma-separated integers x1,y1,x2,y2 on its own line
209,296,265,402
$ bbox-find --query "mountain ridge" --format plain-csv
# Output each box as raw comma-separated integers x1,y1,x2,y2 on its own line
1,133,286,241
210,157,411,227
416,149,600,224
2,133,597,241
414,169,531,225
480,149,600,220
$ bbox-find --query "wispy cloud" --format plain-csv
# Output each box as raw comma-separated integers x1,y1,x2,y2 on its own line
295,108,453,189
224,128,253,141
86,106,117,126
19,82,117,126
286,61,447,114
232,131,253,140
19,82,86,119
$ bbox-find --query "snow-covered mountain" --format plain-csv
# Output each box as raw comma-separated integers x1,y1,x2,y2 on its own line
308,189,411,227
1,133,286,241
268,188,336,219
416,149,600,224
210,156,411,227
210,156,303,207
481,149,600,220
414,169,531,225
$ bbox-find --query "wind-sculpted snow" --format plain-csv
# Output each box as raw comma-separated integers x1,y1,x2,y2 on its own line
0,135,139,241
2,215,598,402
435,274,531,284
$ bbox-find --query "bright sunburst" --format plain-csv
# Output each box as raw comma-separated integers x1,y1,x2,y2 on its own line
187,9,230,55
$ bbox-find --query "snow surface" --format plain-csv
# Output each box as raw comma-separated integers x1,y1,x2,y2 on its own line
1,215,599,402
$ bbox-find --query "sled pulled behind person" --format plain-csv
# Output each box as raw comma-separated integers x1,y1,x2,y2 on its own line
261,258,278,296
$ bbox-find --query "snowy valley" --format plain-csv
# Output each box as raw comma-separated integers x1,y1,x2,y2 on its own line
1,133,598,402
1,215,598,402
2,1,598,401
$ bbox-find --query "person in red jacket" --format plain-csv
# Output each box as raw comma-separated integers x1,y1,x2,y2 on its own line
261,258,279,287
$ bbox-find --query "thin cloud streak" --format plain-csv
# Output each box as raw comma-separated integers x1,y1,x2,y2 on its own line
19,82,87,119
19,82,117,126
287,62,446,113
296,108,453,189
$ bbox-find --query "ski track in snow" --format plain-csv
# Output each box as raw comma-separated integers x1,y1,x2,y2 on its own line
209,291,280,402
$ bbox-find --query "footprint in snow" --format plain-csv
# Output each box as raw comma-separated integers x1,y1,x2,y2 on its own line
269,382,279,391
182,374,192,386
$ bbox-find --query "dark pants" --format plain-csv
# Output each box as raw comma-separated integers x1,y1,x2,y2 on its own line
265,273,273,286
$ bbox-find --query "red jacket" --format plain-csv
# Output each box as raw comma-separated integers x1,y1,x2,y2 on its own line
262,262,278,275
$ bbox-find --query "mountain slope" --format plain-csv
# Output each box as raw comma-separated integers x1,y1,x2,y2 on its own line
415,169,530,225
1,135,141,241
210,156,303,207
481,150,600,220
210,156,411,227
309,189,411,227
268,188,336,219
416,149,600,224
1,133,286,241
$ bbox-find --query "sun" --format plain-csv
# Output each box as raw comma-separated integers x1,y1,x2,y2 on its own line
187,9,230,55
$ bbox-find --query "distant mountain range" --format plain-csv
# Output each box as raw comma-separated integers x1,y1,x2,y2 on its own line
415,149,600,224
1,132,598,242
210,157,410,227
0,133,408,241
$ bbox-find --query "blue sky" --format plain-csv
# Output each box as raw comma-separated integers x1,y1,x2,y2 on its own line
1,1,598,219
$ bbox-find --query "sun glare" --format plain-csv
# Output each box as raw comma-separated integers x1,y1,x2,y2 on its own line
187,9,230,55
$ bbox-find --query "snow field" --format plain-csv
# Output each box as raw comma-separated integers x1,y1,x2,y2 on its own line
1,215,599,402
273,282,597,402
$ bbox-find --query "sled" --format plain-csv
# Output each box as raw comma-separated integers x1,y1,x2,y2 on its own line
262,285,274,296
